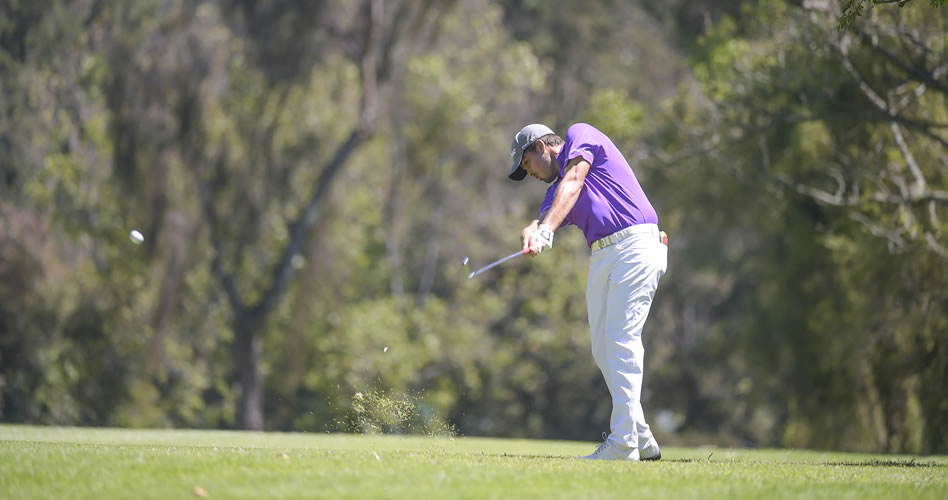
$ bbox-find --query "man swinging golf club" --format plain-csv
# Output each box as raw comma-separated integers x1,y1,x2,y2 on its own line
510,123,667,461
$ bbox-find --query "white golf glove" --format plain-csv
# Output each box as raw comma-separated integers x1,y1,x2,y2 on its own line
533,223,554,253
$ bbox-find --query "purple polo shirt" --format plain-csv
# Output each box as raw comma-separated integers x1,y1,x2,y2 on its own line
540,123,658,247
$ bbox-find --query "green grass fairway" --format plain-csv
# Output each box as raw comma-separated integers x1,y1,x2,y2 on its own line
1,425,945,499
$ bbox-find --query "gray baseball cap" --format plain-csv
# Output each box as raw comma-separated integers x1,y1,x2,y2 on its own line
508,123,555,181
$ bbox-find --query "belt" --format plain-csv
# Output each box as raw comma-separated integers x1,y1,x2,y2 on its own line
590,224,667,252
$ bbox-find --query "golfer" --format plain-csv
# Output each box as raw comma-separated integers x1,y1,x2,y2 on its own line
510,123,667,461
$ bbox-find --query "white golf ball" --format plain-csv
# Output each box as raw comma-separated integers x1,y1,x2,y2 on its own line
383,346,389,353
129,230,144,245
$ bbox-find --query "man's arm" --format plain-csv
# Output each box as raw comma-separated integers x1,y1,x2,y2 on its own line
522,157,590,255
542,157,589,230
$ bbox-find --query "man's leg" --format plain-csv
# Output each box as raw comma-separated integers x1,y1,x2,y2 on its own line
584,247,643,460
586,250,610,377
640,241,667,459
634,399,653,445
603,236,665,451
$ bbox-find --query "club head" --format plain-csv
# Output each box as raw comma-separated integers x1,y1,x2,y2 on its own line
463,256,473,279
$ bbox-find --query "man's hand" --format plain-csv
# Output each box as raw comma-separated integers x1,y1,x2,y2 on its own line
518,157,588,258
521,221,554,256
533,223,554,252
521,220,538,256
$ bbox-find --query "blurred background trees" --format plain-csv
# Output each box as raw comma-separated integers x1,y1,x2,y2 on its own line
1,0,945,454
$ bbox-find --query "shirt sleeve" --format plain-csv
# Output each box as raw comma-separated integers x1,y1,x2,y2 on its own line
563,145,596,174
560,125,599,176
539,184,556,218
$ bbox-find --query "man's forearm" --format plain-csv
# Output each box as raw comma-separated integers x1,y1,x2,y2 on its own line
522,158,589,255
541,180,581,230
541,178,585,231
541,158,589,231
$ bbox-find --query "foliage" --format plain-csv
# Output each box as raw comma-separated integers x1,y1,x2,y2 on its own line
640,0,947,453
1,0,946,455
839,0,946,31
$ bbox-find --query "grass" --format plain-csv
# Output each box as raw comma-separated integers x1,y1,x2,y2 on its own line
1,425,946,499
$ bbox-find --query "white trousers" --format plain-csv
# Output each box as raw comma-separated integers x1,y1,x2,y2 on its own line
586,224,667,450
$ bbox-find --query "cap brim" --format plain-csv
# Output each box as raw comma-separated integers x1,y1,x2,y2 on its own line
508,150,527,181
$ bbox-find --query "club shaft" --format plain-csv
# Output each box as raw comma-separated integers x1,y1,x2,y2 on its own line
468,251,524,278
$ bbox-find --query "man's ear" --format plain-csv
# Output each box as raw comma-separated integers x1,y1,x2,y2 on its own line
535,140,547,156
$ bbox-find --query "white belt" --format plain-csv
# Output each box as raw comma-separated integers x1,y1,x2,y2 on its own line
591,224,660,252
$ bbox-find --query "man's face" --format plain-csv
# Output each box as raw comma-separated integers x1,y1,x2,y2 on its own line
520,141,557,183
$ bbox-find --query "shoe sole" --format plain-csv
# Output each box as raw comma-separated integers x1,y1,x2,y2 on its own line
641,451,661,461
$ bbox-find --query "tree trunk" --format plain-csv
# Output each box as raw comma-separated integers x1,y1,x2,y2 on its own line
234,317,264,430
192,0,438,431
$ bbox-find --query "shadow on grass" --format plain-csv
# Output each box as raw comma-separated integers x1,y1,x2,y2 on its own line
488,455,945,468
484,454,723,463
821,459,945,468
485,453,578,461
662,458,944,468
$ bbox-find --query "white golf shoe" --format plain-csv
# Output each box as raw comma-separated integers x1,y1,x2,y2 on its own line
582,434,640,461
640,436,662,461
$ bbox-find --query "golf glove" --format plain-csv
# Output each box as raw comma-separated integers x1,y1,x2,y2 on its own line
533,223,554,253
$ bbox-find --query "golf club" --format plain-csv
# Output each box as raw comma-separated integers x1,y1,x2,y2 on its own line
462,250,525,279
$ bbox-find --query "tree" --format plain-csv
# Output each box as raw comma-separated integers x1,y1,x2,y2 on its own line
180,0,450,430
839,0,946,31
644,0,948,452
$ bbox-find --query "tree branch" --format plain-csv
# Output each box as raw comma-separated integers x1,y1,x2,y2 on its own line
837,37,890,110
252,0,384,318
870,190,948,204
889,122,927,196
924,232,948,257
851,212,907,249
774,174,858,206
852,25,948,96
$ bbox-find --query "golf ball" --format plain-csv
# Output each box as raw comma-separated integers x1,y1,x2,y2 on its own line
463,257,469,266
383,346,389,353
130,230,144,245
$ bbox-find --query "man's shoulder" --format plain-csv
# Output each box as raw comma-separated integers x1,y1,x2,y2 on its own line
565,122,605,141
